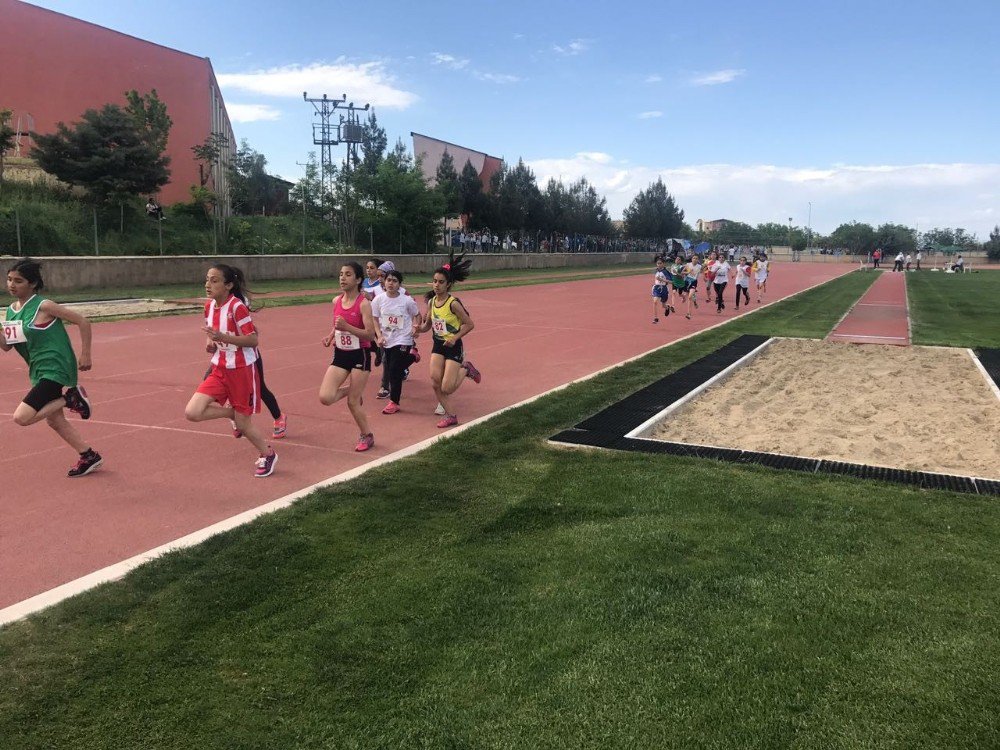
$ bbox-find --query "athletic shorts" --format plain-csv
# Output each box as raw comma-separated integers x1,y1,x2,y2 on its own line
23,378,65,412
331,347,373,372
432,337,464,363
685,279,698,290
197,364,261,416
651,285,668,300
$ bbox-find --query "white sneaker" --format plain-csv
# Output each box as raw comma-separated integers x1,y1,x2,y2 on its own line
434,402,446,416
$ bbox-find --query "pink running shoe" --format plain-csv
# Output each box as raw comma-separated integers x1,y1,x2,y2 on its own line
410,346,421,364
254,449,277,478
272,414,287,439
436,414,459,428
382,401,400,415
355,433,375,452
231,419,243,439
463,360,482,384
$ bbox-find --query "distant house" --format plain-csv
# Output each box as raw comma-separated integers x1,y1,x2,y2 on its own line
697,219,734,233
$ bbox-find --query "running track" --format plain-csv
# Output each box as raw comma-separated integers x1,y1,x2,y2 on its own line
0,263,853,612
827,270,910,346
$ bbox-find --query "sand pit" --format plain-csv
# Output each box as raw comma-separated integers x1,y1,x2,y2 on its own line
2,299,198,320
649,338,1000,480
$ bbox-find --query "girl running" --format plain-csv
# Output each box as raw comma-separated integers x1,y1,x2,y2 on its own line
651,256,669,323
1,259,102,477
703,251,717,305
371,269,420,414
185,264,277,477
755,253,770,303
734,256,751,309
684,255,702,319
669,256,687,313
417,253,481,428
361,258,383,301
319,262,377,452
712,255,731,313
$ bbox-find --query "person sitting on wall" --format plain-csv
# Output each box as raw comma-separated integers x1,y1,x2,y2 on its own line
146,198,165,221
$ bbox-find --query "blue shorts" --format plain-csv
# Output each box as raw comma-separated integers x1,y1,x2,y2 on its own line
652,285,668,300
685,278,698,290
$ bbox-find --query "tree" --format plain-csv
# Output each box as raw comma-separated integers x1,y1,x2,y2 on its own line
874,223,916,255
435,150,461,216
0,108,15,196
33,102,171,204
125,89,172,156
458,159,485,222
289,151,325,217
228,139,275,215
984,225,1000,261
623,178,685,238
828,221,876,255
191,132,230,187
359,110,387,176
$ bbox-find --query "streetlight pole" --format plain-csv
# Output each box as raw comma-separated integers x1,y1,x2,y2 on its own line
806,202,812,261
788,217,793,259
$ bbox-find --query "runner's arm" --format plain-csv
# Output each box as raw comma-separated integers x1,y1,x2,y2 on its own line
447,300,475,344
42,300,92,369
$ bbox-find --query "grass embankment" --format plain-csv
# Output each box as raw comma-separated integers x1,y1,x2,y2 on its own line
5,271,1000,748
907,270,1000,348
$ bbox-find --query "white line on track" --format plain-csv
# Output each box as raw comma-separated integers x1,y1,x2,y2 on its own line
0,267,854,628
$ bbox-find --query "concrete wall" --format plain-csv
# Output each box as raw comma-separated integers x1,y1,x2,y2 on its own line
9,252,655,293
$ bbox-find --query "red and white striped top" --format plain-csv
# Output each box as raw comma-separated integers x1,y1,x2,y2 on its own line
205,295,258,369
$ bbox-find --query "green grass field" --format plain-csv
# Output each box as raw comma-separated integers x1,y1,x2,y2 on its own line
4,270,1000,749
907,270,1000,347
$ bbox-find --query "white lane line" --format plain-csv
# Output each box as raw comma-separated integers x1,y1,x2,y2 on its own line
0,267,854,628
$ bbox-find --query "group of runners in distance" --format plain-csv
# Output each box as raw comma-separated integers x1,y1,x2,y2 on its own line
651,250,770,323
1,253,482,479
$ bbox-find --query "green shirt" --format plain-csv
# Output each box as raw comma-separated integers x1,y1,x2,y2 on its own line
5,295,78,387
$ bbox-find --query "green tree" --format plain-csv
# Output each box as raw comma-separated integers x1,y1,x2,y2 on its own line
289,152,324,217
984,225,1000,261
458,159,485,222
0,108,15,197
828,221,876,254
125,89,172,156
874,223,916,255
435,150,461,216
228,139,274,215
191,132,230,187
623,178,686,239
360,110,387,176
32,103,171,204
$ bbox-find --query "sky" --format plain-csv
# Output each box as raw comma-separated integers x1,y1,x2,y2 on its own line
25,0,1000,237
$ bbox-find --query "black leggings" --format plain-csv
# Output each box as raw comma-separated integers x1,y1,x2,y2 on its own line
256,357,281,420
735,285,749,308
383,346,416,404
714,282,727,311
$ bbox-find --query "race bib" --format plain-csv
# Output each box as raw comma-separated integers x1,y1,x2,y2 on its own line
216,341,237,352
431,318,447,336
336,331,360,350
2,320,27,344
381,314,402,331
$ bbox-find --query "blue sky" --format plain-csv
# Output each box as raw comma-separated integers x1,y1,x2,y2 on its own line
28,0,1000,236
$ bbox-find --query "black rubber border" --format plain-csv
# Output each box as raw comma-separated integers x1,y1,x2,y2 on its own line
550,336,999,497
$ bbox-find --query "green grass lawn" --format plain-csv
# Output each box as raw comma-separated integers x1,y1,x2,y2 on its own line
51,264,651,305
907,270,1000,348
5,270,1000,748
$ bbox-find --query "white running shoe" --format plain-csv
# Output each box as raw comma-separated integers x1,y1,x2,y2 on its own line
434,402,446,416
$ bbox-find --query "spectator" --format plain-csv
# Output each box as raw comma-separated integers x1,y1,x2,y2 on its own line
951,254,965,273
145,197,164,221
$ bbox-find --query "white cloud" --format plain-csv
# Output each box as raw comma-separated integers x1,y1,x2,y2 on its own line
226,103,282,123
691,68,746,86
645,74,663,83
524,154,1000,236
474,71,521,84
638,111,663,119
217,60,417,109
432,53,469,70
553,38,590,56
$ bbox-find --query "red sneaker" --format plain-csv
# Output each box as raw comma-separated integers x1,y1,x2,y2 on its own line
254,449,277,478
272,414,287,439
410,346,421,364
436,415,459,428
382,401,400,415
231,419,243,439
463,360,482,384
355,433,375,452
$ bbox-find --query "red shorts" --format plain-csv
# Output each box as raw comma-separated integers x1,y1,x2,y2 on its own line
196,364,261,415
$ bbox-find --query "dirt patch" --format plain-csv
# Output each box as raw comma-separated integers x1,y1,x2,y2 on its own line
2,299,198,320
649,338,1000,479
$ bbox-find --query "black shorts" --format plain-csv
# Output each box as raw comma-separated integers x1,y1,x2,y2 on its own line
331,347,373,372
23,378,66,411
432,337,464,363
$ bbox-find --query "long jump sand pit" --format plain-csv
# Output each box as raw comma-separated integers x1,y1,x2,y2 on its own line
648,338,1000,480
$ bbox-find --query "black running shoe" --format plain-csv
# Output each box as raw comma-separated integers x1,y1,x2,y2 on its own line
64,386,92,420
68,449,103,477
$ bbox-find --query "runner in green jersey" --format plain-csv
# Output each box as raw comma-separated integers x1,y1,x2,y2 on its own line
1,259,103,477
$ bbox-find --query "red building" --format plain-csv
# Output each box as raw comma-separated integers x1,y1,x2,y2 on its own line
0,0,235,209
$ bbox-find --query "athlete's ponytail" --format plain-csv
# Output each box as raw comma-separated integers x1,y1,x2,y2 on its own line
210,264,257,310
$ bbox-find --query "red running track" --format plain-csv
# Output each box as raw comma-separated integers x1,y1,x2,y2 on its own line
827,270,910,346
0,263,852,610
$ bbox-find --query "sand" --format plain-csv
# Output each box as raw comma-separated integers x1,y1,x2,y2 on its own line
649,338,1000,479
2,299,198,320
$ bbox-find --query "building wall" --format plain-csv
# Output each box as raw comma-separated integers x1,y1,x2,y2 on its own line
412,132,503,192
0,0,234,207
